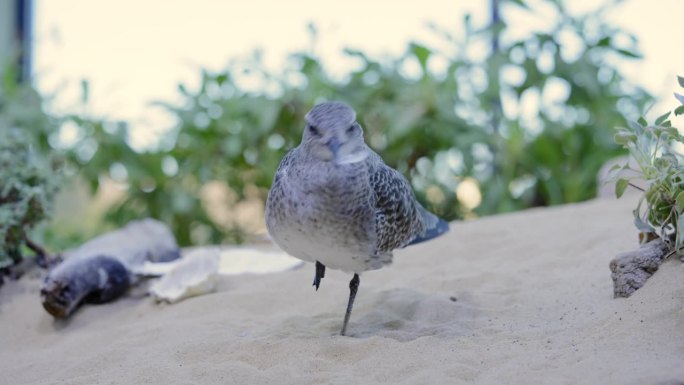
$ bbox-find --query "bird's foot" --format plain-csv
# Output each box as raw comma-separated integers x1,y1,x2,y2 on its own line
340,273,360,336
313,261,326,291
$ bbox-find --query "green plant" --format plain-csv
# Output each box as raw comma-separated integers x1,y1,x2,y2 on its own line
0,65,61,268
0,130,59,268
614,76,684,251
50,0,651,246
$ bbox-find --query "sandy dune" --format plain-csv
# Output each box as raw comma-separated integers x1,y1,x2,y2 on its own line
1,196,683,385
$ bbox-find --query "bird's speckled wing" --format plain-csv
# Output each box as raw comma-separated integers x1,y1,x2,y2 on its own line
368,158,426,253
271,148,297,185
265,147,299,227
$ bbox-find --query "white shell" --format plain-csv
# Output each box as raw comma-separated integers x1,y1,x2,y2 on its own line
218,248,303,275
147,246,302,303
149,249,220,303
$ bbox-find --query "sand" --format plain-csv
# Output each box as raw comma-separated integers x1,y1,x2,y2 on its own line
1,196,684,385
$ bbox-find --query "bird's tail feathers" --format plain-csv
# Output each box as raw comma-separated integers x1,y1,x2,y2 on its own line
408,206,450,246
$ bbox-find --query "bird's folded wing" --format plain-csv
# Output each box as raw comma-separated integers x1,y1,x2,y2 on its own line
369,163,425,252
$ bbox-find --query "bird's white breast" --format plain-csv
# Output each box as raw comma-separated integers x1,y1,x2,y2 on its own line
266,161,390,274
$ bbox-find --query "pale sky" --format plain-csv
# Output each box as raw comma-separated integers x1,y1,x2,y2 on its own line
34,0,684,149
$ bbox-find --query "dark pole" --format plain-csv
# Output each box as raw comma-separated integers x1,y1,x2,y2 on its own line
488,0,506,210
15,0,32,83
491,0,500,53
490,0,502,135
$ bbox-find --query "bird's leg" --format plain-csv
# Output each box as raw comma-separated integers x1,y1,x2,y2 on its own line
340,274,360,336
313,261,326,291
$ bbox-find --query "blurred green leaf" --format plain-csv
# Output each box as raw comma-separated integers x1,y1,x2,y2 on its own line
615,178,629,198
508,0,528,8
81,79,89,104
409,42,431,71
632,208,654,233
614,132,634,146
675,93,684,106
637,117,648,127
676,191,684,212
596,37,611,47
616,49,642,59
655,111,671,126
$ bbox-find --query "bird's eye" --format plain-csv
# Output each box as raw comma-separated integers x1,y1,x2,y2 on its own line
308,125,319,135
346,124,355,134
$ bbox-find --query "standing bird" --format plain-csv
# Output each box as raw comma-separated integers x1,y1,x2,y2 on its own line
265,101,449,336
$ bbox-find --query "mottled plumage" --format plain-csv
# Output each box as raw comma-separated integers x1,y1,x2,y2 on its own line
265,101,449,335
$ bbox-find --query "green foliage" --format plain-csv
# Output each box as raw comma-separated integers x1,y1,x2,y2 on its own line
614,77,684,253
54,0,650,246
0,69,60,266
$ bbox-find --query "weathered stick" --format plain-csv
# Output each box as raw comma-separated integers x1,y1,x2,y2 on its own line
41,219,180,318
610,239,669,298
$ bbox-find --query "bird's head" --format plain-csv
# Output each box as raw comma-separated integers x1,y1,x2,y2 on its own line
301,101,367,165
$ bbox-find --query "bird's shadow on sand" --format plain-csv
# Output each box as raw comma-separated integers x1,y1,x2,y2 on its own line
272,288,478,341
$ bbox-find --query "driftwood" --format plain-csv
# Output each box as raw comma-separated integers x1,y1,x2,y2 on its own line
40,219,180,318
610,239,669,298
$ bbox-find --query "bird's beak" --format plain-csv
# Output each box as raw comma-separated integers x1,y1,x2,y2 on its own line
326,136,341,157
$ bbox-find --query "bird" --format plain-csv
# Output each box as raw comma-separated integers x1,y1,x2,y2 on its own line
265,101,449,336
